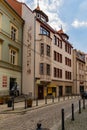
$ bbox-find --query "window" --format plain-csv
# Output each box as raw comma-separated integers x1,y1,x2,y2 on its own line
11,26,17,41
40,26,50,37
65,43,71,54
0,13,2,29
54,51,62,63
54,67,56,77
65,57,71,67
54,35,57,45
65,71,71,80
10,24,18,41
40,63,44,75
46,45,50,57
37,13,40,18
9,48,17,65
0,41,2,60
40,43,44,55
58,39,62,48
65,86,72,94
54,67,62,78
46,64,50,75
54,51,56,60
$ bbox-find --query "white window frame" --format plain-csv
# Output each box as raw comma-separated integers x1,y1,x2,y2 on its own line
9,48,18,65
10,23,18,41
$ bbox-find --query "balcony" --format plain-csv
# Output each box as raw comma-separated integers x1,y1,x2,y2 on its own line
40,74,51,82
39,34,52,44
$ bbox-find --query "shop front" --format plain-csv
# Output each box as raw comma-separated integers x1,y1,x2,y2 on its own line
47,83,57,98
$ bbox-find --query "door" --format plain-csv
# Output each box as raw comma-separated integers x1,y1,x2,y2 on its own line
59,86,63,96
10,78,16,95
38,85,44,99
80,86,84,93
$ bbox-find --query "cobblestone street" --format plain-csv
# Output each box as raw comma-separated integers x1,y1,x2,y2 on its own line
58,105,87,130
0,97,81,130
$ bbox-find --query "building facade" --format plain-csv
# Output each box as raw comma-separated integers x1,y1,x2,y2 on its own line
7,0,35,97
7,1,75,99
0,0,24,96
85,54,87,92
73,49,86,94
33,6,73,99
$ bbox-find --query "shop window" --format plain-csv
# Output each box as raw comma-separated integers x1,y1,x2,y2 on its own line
65,86,72,94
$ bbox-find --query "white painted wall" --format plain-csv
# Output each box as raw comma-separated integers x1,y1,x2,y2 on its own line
22,4,35,97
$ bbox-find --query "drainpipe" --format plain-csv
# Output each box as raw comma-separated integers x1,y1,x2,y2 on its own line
34,16,36,99
21,20,25,95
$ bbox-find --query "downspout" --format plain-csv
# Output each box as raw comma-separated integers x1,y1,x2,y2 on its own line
21,20,25,95
34,16,36,99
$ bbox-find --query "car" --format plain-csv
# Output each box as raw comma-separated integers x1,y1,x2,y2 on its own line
81,91,87,99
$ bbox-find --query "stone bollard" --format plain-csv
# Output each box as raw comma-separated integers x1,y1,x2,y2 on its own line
36,123,42,130
45,97,47,104
36,98,38,106
52,96,54,103
79,100,81,114
71,103,74,121
61,108,65,130
83,98,85,109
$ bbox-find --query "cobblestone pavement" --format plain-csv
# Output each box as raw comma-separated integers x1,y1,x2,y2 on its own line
58,104,87,130
0,97,81,130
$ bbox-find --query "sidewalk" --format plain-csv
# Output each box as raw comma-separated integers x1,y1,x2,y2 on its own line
0,96,79,114
58,104,87,130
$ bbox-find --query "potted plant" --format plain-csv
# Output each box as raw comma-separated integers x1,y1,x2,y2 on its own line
27,98,33,108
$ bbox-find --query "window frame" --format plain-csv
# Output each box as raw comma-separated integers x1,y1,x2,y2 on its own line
46,45,50,57
40,63,44,75
10,23,18,41
9,47,17,65
46,64,50,75
40,43,44,55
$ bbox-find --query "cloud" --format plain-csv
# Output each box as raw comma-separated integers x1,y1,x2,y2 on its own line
17,0,67,31
72,20,87,28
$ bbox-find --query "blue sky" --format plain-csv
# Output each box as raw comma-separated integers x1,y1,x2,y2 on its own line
18,0,87,53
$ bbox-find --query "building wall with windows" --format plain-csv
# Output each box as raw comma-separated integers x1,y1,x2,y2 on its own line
0,0,24,95
73,49,86,94
33,6,73,99
85,54,87,91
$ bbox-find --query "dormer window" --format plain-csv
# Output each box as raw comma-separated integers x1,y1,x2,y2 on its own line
41,15,46,22
37,13,40,18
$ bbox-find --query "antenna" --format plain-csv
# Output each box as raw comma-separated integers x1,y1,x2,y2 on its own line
61,24,63,30
37,0,39,7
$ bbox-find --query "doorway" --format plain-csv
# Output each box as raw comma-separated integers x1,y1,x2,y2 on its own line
80,86,84,93
38,85,44,99
10,78,16,94
59,86,63,96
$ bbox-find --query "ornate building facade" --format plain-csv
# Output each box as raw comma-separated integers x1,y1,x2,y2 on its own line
0,0,24,96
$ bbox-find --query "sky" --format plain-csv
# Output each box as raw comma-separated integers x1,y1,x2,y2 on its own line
18,0,87,53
